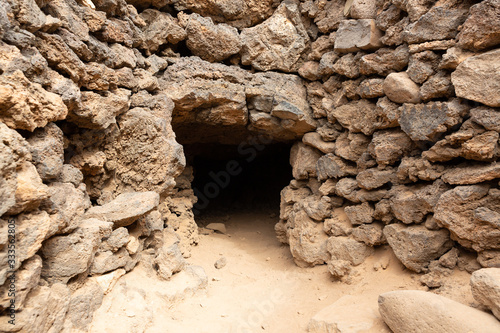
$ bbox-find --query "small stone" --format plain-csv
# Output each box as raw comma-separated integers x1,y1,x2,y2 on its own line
205,223,227,234
383,72,421,104
215,257,227,269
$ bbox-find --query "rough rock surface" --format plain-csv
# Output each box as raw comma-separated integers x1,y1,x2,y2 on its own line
471,268,500,320
378,290,500,333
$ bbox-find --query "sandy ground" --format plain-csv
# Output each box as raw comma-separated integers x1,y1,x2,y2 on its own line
90,211,474,333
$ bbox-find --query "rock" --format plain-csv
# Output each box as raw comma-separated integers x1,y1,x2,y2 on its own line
442,163,500,185
302,132,336,154
378,290,500,333
172,0,276,29
63,279,104,331
101,227,129,252
452,49,500,107
85,191,160,228
408,40,457,54
214,257,227,269
438,247,459,269
327,259,352,279
434,185,500,251
205,223,227,234
332,53,362,78
470,107,500,133
384,224,453,273
356,168,395,190
309,34,336,61
154,229,187,280
329,99,399,136
380,16,408,46
240,1,309,72
344,202,374,225
90,248,130,275
290,142,322,180
334,19,383,53
41,219,113,284
308,295,391,333
181,13,241,62
352,223,386,246
27,123,64,181
439,46,476,70
327,236,374,266
458,0,500,51
335,131,371,164
407,51,439,84
390,181,450,225
357,78,385,99
69,89,131,130
323,208,352,237
42,182,91,235
350,0,381,19
397,157,445,182
471,268,500,320
0,70,68,131
403,6,468,44
299,61,322,81
94,268,126,295
287,210,330,267
0,255,42,311
302,195,332,221
420,71,454,101
139,9,186,54
6,283,70,333
383,72,421,104
359,45,410,75
5,161,49,215
316,154,357,181
369,129,414,166
399,99,469,142
478,250,500,268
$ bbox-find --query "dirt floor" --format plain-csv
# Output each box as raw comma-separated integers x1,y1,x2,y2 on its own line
90,210,474,333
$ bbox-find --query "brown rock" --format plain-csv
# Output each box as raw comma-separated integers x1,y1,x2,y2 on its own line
442,163,500,185
452,49,500,107
471,268,500,320
334,19,382,53
383,72,421,104
327,236,374,266
140,9,186,53
384,224,453,272
470,107,500,133
458,0,500,51
359,46,410,76
369,129,414,166
344,202,375,225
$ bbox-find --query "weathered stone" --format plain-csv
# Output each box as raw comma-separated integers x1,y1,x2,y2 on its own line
403,6,468,44
27,123,64,181
399,99,469,142
397,157,445,182
334,19,382,53
316,154,357,181
442,163,500,185
439,46,476,70
299,61,322,81
301,195,332,221
181,13,241,62
5,161,49,216
335,132,371,164
357,78,385,99
302,132,336,154
407,51,439,84
420,71,455,101
0,255,41,311
462,132,499,161
408,39,457,54
327,236,374,266
44,0,90,41
359,45,409,76
380,16,408,46
378,290,500,333
332,53,362,79
352,223,386,246
329,99,400,135
435,186,500,252
471,268,500,320
172,0,277,29
69,89,130,130
390,181,450,225
85,191,160,228
90,248,130,275
344,202,374,225
458,0,500,51
470,107,500,133
376,4,402,31
327,259,352,279
383,72,421,104
42,182,91,235
63,279,104,331
308,34,336,61
323,208,352,237
290,142,322,180
311,0,346,33
139,9,186,53
41,219,113,284
384,224,453,272
357,168,395,190
0,70,68,131
452,50,500,107
240,1,309,72
478,250,500,269
369,129,414,166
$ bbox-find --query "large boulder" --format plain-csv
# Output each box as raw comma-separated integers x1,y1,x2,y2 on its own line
378,290,500,333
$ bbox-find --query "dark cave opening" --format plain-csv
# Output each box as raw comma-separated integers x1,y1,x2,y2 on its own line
182,141,293,217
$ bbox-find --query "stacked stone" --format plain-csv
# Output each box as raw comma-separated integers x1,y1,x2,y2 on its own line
277,0,500,282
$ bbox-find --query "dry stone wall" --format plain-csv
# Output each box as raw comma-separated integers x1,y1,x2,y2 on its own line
0,0,499,331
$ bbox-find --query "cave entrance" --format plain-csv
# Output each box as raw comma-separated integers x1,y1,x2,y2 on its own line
182,140,293,218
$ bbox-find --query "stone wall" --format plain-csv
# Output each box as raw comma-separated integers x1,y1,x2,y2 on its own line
0,0,499,331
